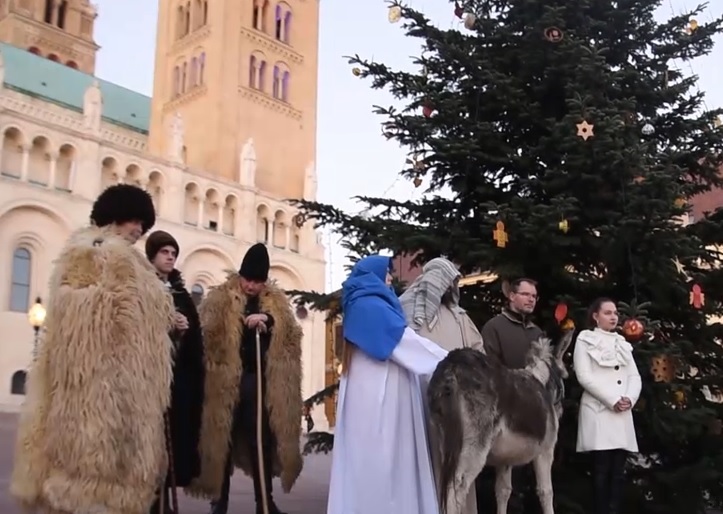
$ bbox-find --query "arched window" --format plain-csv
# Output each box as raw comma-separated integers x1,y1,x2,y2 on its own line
184,2,191,35
11,370,27,395
249,55,257,88
181,62,187,93
274,5,282,40
281,70,290,102
191,284,204,306
272,65,280,98
172,66,180,97
283,11,292,43
258,60,266,90
190,56,198,87
203,0,208,24
10,247,31,312
199,53,206,84
177,5,185,39
43,0,52,23
57,0,68,29
253,3,261,30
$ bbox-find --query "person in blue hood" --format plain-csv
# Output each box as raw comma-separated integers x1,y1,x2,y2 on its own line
326,254,449,514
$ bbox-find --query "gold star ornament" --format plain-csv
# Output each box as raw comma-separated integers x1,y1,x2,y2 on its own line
388,5,402,23
576,120,594,141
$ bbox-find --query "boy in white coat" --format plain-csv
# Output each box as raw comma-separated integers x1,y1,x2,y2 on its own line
573,298,642,514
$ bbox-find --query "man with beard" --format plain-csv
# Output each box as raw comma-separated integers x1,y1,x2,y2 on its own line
399,256,483,514
190,243,303,514
145,230,205,513
11,184,176,514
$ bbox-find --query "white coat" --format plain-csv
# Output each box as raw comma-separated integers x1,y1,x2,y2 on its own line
573,328,641,453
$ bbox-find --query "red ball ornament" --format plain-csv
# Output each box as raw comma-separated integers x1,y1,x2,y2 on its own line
622,318,645,342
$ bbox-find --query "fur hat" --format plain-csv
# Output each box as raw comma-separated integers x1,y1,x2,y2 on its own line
90,184,156,235
239,243,270,281
145,230,179,260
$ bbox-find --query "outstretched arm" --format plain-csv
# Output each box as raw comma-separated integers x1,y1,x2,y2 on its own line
390,327,448,376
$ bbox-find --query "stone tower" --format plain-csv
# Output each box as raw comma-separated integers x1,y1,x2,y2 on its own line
0,0,98,73
147,0,320,200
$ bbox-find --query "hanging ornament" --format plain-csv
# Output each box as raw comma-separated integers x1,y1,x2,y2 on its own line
651,355,674,383
413,177,422,188
388,5,402,23
454,1,464,18
672,257,690,280
673,390,686,406
558,219,569,233
674,198,686,208
576,120,594,141
686,19,699,34
641,123,655,136
690,284,704,309
463,13,476,30
632,175,645,184
554,303,568,324
622,318,645,343
544,27,564,43
714,115,722,129
351,67,361,77
561,318,575,331
492,221,508,248
422,102,434,118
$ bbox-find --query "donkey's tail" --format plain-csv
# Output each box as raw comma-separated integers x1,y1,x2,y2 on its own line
428,362,464,514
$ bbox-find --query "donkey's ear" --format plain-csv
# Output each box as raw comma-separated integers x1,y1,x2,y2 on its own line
554,329,575,378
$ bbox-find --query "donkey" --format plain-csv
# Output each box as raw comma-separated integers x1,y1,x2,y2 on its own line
428,330,574,514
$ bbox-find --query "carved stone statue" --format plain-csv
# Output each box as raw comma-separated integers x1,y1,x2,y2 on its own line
303,160,317,201
240,138,256,187
83,79,102,132
169,111,184,163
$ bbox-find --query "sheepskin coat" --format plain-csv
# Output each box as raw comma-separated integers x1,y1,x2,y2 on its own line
10,225,176,514
188,273,304,500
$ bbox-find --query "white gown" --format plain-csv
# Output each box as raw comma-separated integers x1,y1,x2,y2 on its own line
327,327,448,514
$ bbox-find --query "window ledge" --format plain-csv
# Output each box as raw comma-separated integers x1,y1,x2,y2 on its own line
240,27,303,65
240,86,301,121
173,24,211,53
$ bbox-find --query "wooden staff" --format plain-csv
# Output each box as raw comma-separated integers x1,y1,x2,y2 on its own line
164,410,179,513
256,329,270,514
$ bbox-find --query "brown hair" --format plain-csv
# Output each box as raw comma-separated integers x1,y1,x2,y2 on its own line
586,297,616,329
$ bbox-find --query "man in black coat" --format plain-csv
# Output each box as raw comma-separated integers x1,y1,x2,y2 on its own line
146,230,205,514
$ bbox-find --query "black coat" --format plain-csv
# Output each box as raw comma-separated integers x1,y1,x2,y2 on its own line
166,269,204,487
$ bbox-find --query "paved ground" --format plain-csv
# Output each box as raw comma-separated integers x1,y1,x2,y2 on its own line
0,412,330,513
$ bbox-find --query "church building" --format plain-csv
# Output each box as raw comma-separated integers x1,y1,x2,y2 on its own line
0,0,328,428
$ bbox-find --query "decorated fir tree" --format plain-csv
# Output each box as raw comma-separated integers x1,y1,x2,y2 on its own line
294,1,723,512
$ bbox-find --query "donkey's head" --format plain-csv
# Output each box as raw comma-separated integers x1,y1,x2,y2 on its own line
525,329,575,385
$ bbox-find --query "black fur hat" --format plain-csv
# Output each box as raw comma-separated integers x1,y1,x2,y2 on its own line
239,243,270,281
90,184,156,235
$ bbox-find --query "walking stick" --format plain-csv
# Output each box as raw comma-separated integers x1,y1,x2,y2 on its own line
256,329,270,514
164,410,180,513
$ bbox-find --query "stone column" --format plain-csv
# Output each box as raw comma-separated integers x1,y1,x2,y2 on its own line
196,197,204,227
217,203,224,233
20,144,30,181
48,152,57,189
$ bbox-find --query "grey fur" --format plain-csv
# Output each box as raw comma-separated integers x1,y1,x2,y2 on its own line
428,330,574,514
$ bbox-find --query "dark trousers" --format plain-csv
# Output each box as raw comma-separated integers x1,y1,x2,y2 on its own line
475,464,542,514
211,372,276,512
593,449,627,514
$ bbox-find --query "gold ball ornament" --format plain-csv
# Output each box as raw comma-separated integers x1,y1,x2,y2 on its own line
558,219,569,233
351,67,361,77
388,5,402,23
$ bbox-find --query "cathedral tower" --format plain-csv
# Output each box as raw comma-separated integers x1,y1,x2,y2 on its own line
148,0,319,200
0,0,98,73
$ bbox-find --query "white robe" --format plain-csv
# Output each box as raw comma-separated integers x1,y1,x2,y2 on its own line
327,327,448,514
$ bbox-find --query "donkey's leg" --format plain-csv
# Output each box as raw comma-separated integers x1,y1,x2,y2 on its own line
494,465,512,514
533,448,555,514
446,440,490,514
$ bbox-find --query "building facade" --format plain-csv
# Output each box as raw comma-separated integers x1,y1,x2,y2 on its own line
0,0,329,429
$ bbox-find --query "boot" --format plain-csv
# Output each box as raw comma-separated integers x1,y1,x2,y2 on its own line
251,445,286,514
593,451,611,514
208,464,232,514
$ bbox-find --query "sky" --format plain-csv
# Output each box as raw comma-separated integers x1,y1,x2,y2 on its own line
93,0,723,292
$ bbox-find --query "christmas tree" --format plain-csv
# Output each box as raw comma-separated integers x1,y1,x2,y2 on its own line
294,1,723,512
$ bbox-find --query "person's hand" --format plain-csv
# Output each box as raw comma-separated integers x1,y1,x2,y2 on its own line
174,312,189,331
614,397,632,412
245,313,268,329
257,321,268,333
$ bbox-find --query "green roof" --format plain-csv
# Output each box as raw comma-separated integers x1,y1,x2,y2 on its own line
0,42,150,134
